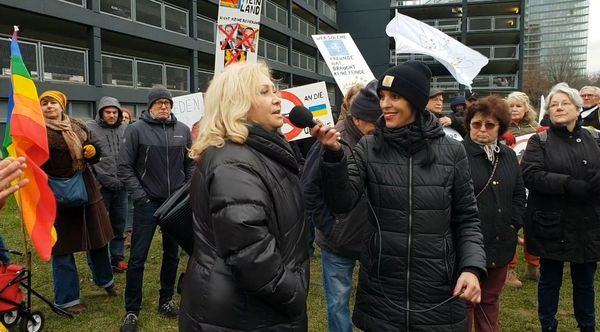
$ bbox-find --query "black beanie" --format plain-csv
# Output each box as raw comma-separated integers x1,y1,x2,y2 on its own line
147,85,173,109
349,79,382,123
377,61,432,112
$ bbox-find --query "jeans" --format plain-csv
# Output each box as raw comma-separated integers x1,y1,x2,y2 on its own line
467,265,508,332
538,258,597,330
124,200,180,313
126,196,133,232
321,249,357,332
101,188,128,263
52,245,114,308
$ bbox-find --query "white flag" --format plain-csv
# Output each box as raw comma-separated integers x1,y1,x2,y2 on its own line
386,11,488,90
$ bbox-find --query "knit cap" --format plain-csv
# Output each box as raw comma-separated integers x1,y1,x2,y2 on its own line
349,79,382,123
40,90,67,110
147,85,173,109
377,61,432,112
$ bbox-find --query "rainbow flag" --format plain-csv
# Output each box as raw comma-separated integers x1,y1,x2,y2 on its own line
308,103,329,118
2,28,56,261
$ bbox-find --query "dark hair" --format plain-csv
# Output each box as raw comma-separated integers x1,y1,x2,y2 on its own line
464,95,511,136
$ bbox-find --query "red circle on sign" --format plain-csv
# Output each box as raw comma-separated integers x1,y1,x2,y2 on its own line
279,91,304,141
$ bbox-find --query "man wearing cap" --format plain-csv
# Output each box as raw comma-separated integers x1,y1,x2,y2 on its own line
302,79,382,332
118,85,194,332
579,86,600,130
466,92,478,109
86,96,129,274
426,89,466,137
311,61,485,331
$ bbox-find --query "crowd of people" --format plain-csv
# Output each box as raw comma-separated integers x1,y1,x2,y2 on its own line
1,60,600,332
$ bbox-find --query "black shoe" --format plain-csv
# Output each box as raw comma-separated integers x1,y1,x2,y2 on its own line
120,312,138,332
157,299,179,318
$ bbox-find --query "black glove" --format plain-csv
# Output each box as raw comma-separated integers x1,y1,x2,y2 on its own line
564,178,591,198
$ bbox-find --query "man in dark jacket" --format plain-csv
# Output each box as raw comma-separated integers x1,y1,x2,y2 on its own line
579,86,600,130
426,89,466,137
311,61,486,331
118,85,194,332
302,80,381,332
87,96,129,273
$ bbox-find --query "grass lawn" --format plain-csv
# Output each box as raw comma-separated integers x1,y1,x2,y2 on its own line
0,198,598,331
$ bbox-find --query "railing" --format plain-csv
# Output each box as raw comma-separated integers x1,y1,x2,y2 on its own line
422,18,461,33
391,0,461,6
258,39,289,65
298,0,316,8
318,60,332,76
471,45,518,60
291,15,317,38
291,50,316,72
430,74,518,90
467,15,520,32
319,0,336,21
262,0,288,26
389,50,437,64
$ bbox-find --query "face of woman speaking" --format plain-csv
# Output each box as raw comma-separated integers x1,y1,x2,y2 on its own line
469,113,500,145
246,73,283,131
379,90,416,129
548,92,579,129
508,100,526,124
41,98,63,120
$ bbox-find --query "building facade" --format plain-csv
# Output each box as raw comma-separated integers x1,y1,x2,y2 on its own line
0,0,338,125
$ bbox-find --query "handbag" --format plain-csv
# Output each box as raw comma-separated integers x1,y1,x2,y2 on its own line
154,181,194,255
48,172,89,208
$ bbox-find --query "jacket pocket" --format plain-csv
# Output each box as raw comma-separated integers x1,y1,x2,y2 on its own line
443,236,456,284
533,211,562,240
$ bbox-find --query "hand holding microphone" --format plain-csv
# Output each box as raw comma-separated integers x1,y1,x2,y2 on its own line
288,106,343,152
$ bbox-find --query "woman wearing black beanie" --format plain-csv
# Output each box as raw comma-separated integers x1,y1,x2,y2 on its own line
311,60,486,331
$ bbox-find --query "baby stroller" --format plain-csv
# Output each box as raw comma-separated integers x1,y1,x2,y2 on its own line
0,249,72,332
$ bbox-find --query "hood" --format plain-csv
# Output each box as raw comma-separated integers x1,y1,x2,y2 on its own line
96,96,123,128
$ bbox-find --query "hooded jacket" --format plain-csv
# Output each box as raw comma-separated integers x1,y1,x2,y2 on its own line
86,97,126,191
180,125,309,331
118,110,194,202
321,111,486,331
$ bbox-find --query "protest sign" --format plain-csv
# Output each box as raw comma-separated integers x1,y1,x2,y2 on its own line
171,92,204,129
280,82,334,141
312,33,375,96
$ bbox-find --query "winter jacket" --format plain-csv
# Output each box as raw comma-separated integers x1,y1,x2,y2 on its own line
302,120,368,259
581,105,600,130
463,137,526,268
321,112,486,331
180,125,309,331
86,100,126,191
509,119,539,136
522,124,600,263
118,111,194,202
43,117,113,255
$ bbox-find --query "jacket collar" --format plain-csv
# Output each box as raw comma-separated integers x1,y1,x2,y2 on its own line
463,136,507,157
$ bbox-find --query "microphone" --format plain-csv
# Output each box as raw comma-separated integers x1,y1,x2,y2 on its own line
288,105,348,146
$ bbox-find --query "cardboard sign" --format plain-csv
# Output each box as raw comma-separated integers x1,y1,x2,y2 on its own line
171,92,204,129
280,82,334,141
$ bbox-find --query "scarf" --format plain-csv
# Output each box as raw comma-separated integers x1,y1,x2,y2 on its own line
478,140,500,164
45,114,86,172
336,117,363,147
245,125,300,174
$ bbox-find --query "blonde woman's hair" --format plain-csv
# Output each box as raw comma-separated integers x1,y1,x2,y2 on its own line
189,62,272,160
337,84,364,121
506,91,537,124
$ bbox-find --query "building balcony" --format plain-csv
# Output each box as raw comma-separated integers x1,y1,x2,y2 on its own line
431,74,518,90
467,15,519,32
391,0,461,7
422,18,461,33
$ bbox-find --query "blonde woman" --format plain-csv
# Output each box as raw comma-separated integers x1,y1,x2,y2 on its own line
506,91,540,136
180,62,309,331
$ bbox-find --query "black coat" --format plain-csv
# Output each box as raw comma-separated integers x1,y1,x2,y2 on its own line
522,125,600,263
463,137,526,268
581,105,600,130
179,125,309,331
321,112,486,332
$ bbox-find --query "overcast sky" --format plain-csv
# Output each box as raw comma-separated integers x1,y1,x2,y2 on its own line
587,1,599,74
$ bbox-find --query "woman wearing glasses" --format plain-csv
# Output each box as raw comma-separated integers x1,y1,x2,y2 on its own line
462,96,526,331
521,83,600,332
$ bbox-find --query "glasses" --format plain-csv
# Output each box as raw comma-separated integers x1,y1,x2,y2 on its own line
548,101,573,109
470,121,498,130
154,100,171,107
581,94,596,98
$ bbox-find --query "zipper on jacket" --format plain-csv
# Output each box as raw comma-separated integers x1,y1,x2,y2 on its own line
163,123,171,195
406,156,413,330
140,146,150,181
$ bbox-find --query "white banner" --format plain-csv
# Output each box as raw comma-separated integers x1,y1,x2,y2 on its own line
214,0,262,74
171,92,204,129
512,133,535,164
312,33,376,96
386,11,488,90
280,82,335,141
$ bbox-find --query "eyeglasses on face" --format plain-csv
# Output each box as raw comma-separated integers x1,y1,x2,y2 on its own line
470,121,498,130
581,94,596,98
548,101,573,109
154,100,171,107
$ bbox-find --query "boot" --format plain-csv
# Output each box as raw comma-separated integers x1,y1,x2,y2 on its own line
527,263,540,281
505,268,523,288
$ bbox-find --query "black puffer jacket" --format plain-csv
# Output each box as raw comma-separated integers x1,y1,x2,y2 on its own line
463,137,526,268
179,125,309,331
521,125,600,263
321,112,486,331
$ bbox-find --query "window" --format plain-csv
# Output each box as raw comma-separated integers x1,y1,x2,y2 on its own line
136,60,163,88
198,69,213,92
165,65,189,91
68,102,93,120
468,17,491,31
0,99,8,122
1,38,39,79
319,0,336,21
165,4,188,35
263,0,288,26
101,0,132,19
102,55,134,86
59,0,85,6
42,45,87,83
136,0,162,28
197,15,215,42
